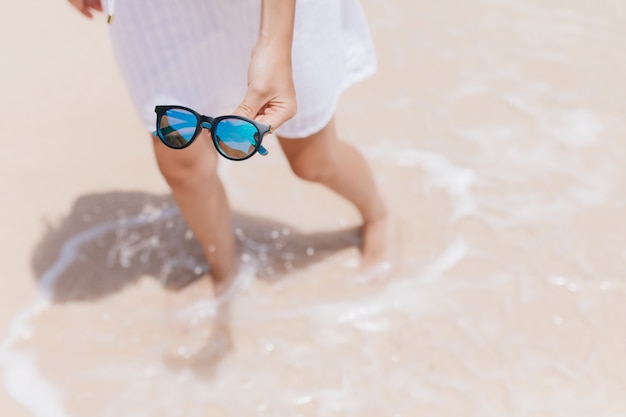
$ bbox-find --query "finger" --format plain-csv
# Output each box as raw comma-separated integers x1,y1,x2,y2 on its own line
81,8,94,18
256,110,285,131
256,102,297,131
232,89,264,121
86,0,103,12
68,0,93,18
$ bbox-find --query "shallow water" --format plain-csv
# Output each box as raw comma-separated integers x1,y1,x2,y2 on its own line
3,0,626,415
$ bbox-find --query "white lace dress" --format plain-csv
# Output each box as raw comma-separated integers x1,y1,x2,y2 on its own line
106,0,377,138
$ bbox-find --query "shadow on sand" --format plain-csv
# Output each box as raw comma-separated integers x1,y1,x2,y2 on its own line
31,190,361,303
29,191,361,377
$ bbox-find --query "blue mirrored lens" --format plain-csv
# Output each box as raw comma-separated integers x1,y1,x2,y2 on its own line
159,108,198,148
214,118,259,159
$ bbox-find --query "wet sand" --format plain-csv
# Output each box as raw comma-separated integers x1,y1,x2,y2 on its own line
2,0,626,415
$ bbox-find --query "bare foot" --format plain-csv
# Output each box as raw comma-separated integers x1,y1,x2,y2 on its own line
161,275,218,358
360,211,393,274
163,258,253,347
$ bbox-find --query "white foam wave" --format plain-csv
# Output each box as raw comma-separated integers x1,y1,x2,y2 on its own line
365,145,477,221
0,207,178,417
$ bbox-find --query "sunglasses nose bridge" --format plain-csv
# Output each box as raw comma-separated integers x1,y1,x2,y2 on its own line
200,116,213,130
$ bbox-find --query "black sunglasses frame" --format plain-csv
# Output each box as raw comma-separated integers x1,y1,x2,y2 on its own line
154,105,272,161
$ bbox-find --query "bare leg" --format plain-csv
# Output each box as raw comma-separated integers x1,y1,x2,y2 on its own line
278,117,390,266
152,133,237,286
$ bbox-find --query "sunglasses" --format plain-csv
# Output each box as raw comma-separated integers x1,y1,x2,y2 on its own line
153,105,270,161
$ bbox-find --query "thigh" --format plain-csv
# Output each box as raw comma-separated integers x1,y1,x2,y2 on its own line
278,118,338,164
110,0,259,132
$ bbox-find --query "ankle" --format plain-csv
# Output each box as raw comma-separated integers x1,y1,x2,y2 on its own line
363,197,389,224
211,259,239,296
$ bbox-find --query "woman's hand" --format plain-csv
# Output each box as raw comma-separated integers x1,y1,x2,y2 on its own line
67,0,102,19
233,0,297,130
234,43,297,130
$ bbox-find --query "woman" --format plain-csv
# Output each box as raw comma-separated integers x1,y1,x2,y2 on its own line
68,0,390,289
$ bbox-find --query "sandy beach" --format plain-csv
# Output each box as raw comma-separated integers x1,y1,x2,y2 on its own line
2,0,626,415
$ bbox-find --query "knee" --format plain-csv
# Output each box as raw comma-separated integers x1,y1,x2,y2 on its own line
159,157,218,190
154,142,219,190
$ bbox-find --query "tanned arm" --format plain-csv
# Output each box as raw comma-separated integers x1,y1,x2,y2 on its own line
234,0,298,129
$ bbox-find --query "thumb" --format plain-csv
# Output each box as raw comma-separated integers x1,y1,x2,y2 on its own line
253,103,296,131
232,89,264,121
233,87,297,129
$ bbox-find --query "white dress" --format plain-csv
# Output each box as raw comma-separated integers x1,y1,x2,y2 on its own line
107,0,377,138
